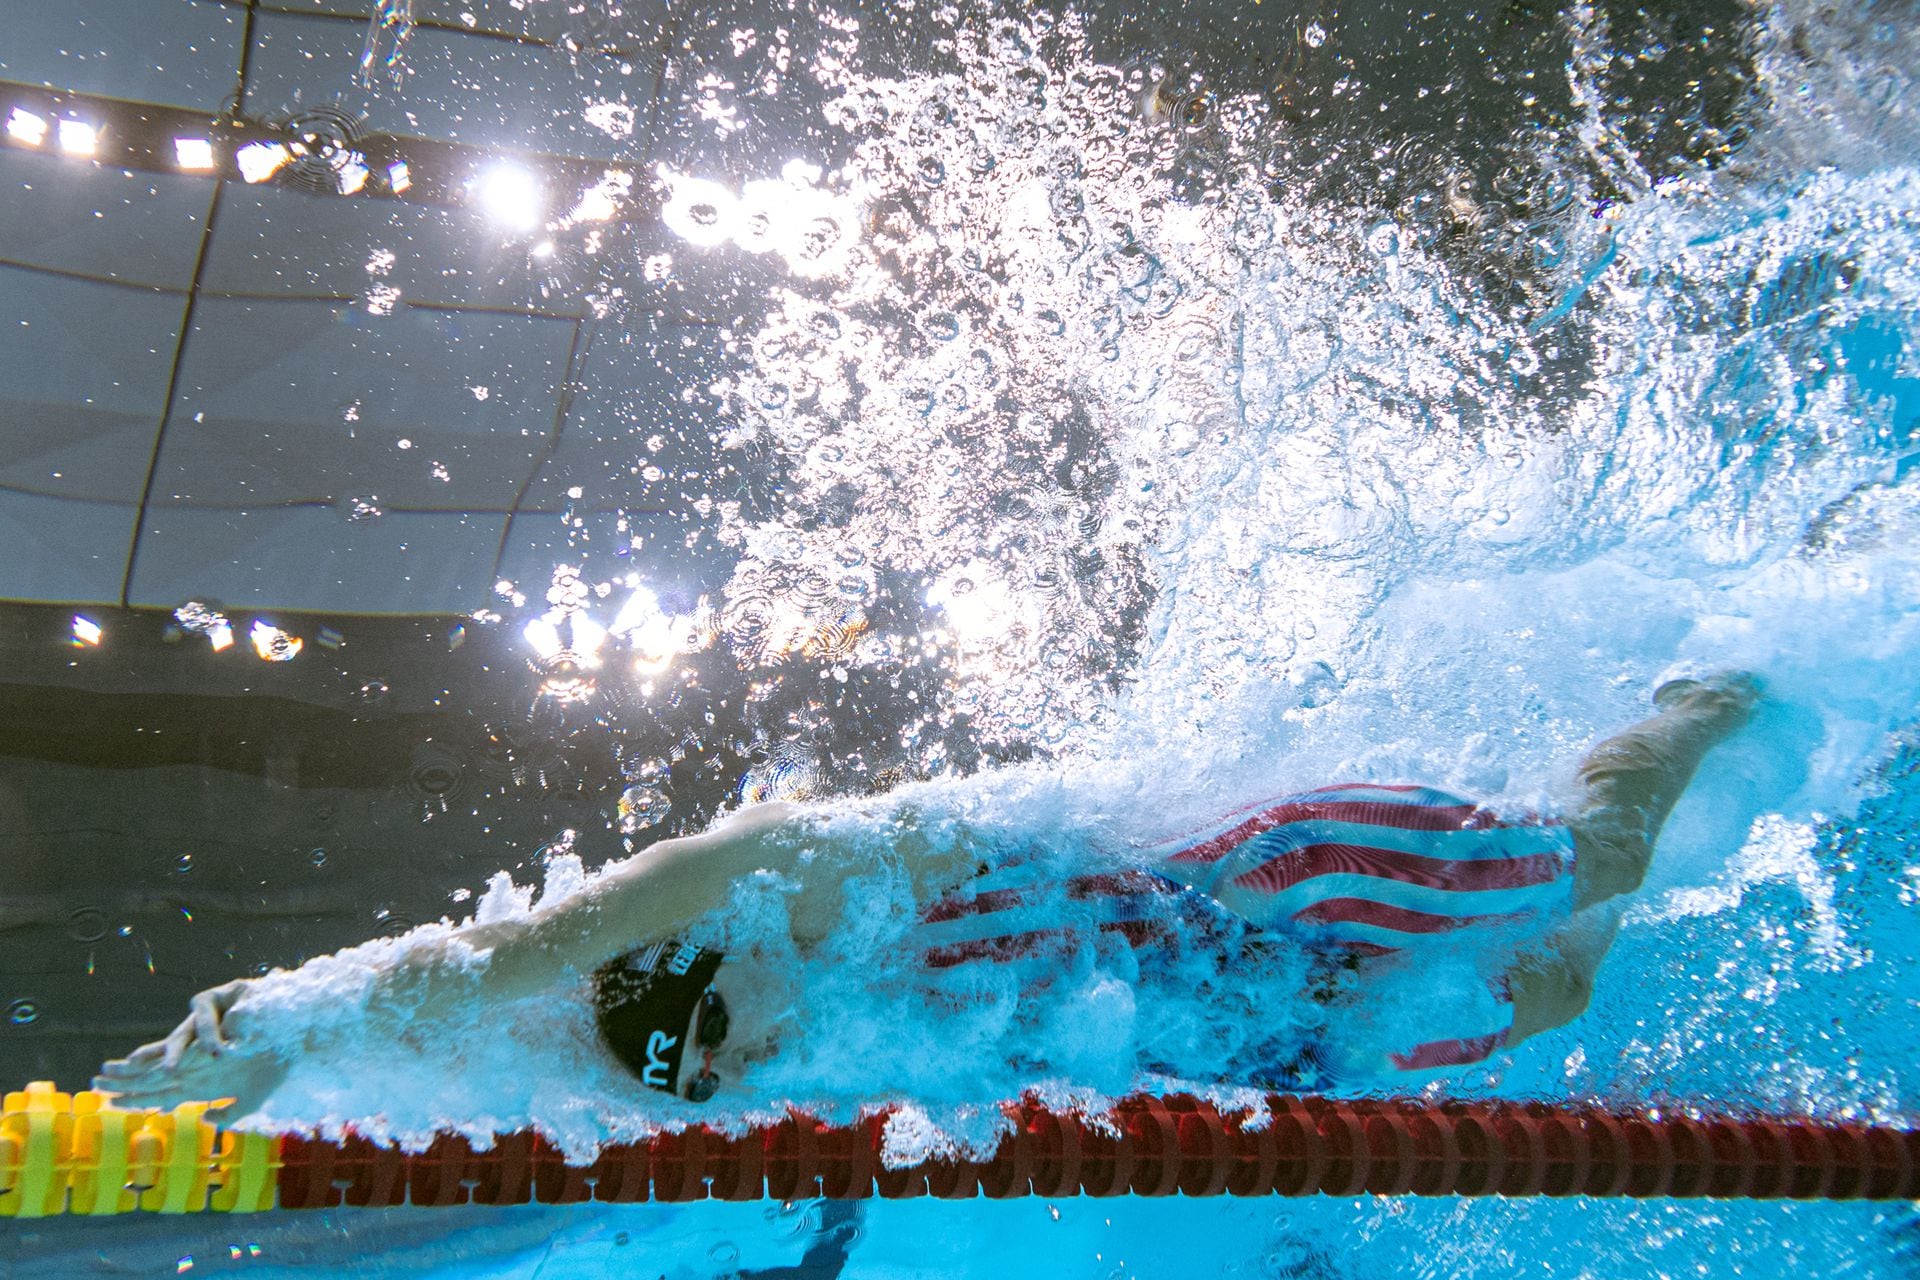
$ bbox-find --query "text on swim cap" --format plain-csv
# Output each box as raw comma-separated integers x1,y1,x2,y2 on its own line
643,1030,678,1087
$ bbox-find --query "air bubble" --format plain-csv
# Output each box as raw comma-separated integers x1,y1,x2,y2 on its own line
7,999,38,1026
1291,660,1341,709
798,217,842,263
618,780,672,834
1231,206,1273,255
373,906,416,938
1533,171,1574,216
742,747,820,804
1530,229,1566,270
1180,92,1215,131
67,907,107,942
409,744,464,799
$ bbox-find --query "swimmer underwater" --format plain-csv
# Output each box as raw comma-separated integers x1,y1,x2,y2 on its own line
94,674,1760,1115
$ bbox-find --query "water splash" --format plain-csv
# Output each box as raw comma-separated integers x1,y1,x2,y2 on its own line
211,0,1920,1171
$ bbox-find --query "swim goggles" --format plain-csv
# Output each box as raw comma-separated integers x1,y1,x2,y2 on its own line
683,987,730,1103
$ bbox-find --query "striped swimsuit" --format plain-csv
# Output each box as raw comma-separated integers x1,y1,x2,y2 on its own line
910,784,1577,1079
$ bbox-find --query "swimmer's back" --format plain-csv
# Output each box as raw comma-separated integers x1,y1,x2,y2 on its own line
1135,783,1577,955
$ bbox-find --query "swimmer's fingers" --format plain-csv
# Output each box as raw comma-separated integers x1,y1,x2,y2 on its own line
189,989,231,1056
96,1043,166,1079
96,1048,287,1119
93,1052,215,1104
166,979,252,1066
160,1014,199,1070
90,1057,189,1106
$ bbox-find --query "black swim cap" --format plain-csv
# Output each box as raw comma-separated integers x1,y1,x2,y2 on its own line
592,940,725,1096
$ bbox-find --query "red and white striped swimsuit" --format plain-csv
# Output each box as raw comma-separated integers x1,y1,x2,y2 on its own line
910,784,1577,1077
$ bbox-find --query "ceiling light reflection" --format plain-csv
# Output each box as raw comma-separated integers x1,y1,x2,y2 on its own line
659,165,857,277
56,120,98,157
524,611,604,702
6,108,47,146
249,620,302,662
173,137,216,171
610,586,681,674
659,172,739,247
565,169,631,225
475,163,544,231
235,140,289,183
926,562,1035,679
609,585,661,637
523,615,565,660
570,613,608,657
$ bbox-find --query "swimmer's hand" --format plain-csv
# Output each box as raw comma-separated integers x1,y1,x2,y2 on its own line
92,979,290,1119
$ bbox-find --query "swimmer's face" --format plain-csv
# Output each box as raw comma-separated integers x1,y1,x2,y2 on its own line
694,965,783,1099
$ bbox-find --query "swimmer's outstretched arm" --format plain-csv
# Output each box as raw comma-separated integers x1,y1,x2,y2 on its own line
393,798,987,1009
97,800,988,1110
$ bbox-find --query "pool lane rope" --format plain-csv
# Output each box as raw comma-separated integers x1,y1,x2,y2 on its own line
2,1081,1914,1215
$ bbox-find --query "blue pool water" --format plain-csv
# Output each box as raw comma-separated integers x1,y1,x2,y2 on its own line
9,0,1920,1273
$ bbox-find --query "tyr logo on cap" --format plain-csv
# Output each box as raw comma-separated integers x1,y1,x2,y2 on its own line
642,1030,678,1087
592,940,725,1097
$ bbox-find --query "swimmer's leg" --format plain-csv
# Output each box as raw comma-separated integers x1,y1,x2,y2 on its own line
1567,673,1761,910
1505,905,1621,1045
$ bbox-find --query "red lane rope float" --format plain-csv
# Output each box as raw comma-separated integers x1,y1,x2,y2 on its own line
3,1082,1915,1215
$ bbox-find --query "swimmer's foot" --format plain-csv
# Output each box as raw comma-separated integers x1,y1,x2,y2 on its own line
1652,671,1763,731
